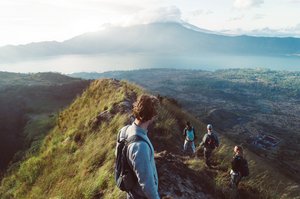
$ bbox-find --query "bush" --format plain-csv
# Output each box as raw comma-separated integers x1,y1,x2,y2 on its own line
18,156,45,185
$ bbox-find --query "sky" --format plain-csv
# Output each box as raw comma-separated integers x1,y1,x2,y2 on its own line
0,0,300,47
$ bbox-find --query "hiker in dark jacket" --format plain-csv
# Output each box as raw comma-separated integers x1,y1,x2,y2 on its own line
230,145,248,189
200,124,219,168
116,95,160,199
183,121,196,154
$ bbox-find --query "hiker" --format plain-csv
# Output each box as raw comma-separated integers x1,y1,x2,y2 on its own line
183,121,196,154
200,124,219,168
230,145,249,189
115,95,160,199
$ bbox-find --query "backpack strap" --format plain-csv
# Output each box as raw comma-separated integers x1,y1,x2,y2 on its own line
117,125,131,143
125,135,152,156
118,125,152,157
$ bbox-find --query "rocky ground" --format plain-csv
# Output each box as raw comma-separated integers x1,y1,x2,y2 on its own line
156,151,214,199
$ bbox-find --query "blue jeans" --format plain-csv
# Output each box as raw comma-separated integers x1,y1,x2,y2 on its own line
183,140,196,153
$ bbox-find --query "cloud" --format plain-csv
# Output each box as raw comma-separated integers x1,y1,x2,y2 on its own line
190,9,213,17
252,14,265,20
219,23,300,37
229,15,245,21
285,23,300,32
124,6,182,26
233,0,264,9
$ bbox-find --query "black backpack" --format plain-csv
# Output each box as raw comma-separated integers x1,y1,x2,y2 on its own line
205,134,217,149
115,134,149,192
239,158,249,177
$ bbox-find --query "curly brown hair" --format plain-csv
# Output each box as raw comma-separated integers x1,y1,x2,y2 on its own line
132,95,158,123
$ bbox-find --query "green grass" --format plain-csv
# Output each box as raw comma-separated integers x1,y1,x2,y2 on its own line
1,79,299,199
158,97,300,198
184,134,300,199
0,79,135,199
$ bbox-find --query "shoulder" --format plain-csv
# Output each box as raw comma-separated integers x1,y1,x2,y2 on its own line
234,155,243,161
120,125,130,132
232,156,240,163
119,125,130,139
202,133,209,140
128,141,151,156
231,156,237,162
212,132,218,138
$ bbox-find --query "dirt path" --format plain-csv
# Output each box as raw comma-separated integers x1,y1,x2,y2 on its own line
156,151,216,199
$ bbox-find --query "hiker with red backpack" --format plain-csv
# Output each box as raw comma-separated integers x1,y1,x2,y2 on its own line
200,124,219,168
230,145,249,189
183,121,197,154
115,95,160,199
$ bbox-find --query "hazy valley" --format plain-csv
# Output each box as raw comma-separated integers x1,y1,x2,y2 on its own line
0,72,90,172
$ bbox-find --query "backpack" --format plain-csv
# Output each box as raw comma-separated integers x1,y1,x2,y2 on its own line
186,128,195,141
239,158,249,177
205,134,217,149
115,133,149,192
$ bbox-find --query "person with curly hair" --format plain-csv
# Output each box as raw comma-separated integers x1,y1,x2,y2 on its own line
116,95,160,199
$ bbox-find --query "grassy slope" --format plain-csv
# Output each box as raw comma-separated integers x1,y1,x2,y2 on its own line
162,102,300,199
0,79,141,199
1,79,299,199
76,69,300,185
0,72,90,172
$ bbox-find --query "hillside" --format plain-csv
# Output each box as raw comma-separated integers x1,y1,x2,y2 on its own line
0,72,90,172
71,69,300,188
1,79,299,199
0,72,78,86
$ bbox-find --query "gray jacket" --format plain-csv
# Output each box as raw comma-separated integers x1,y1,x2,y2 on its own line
200,131,219,150
117,122,160,199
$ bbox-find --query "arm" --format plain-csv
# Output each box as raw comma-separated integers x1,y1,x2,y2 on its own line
200,134,207,147
231,157,239,173
128,142,160,199
193,128,197,140
214,133,219,147
115,132,120,157
183,128,186,137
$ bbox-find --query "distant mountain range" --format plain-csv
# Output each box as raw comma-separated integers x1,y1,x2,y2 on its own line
1,22,300,63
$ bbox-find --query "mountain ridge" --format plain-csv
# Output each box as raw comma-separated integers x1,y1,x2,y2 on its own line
70,68,300,183
1,22,300,63
1,78,299,198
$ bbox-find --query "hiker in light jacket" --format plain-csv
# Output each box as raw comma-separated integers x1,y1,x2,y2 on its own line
200,124,219,168
117,95,160,199
183,121,196,154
